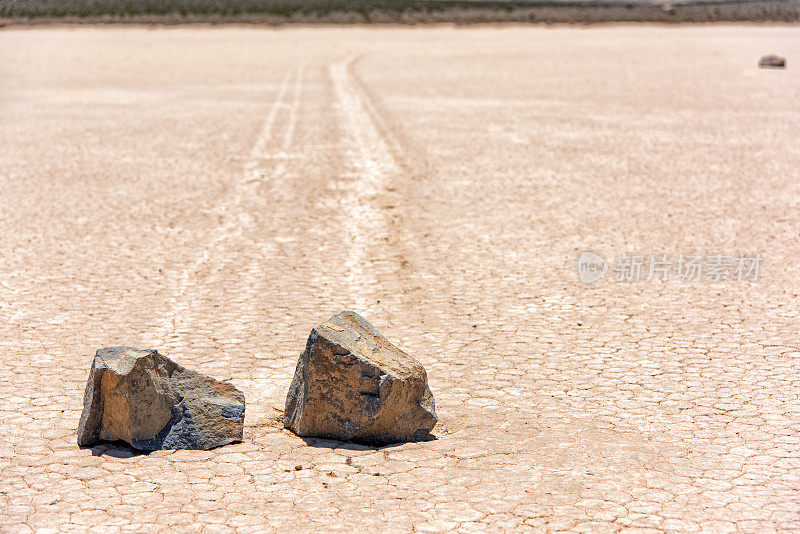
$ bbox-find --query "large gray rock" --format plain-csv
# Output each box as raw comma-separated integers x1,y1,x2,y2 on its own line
284,311,437,444
77,347,245,450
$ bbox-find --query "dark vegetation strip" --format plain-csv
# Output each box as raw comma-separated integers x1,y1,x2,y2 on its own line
1,0,797,24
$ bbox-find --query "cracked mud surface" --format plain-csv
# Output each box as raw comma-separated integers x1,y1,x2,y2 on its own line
1,25,799,533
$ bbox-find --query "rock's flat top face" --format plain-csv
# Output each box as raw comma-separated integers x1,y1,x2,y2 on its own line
78,347,245,451
317,311,425,380
284,311,437,444
95,346,145,375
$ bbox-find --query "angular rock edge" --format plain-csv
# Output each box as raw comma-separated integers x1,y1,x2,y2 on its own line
284,311,437,445
77,346,245,450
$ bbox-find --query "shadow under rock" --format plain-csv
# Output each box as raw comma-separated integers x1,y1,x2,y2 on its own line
82,440,151,458
301,432,438,450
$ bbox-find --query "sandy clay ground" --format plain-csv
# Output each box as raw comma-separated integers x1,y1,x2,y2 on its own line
1,25,799,533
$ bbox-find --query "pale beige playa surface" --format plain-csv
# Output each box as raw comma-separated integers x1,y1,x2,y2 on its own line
1,25,799,533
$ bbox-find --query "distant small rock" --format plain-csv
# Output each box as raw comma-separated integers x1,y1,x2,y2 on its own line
77,347,245,450
284,311,437,444
759,55,786,68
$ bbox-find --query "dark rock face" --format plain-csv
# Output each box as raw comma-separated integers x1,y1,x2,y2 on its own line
284,311,437,444
77,347,245,450
759,54,786,68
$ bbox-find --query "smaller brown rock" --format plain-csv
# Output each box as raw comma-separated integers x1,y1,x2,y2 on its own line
759,54,786,68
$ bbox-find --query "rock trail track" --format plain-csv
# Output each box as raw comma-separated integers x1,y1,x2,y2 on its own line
1,25,800,533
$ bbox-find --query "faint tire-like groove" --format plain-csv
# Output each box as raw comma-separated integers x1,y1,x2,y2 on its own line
330,55,398,315
146,64,306,356
331,54,435,327
238,60,310,411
